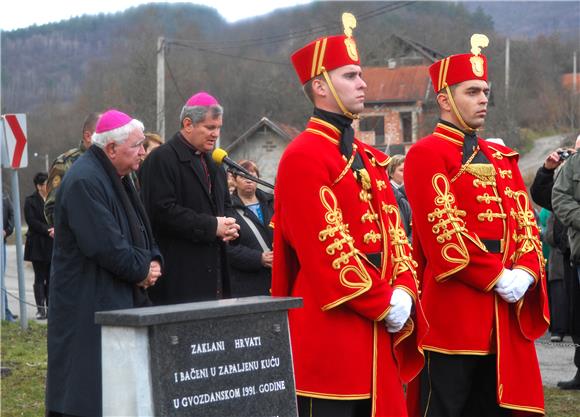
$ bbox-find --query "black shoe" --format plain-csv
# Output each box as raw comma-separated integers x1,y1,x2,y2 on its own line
557,376,580,390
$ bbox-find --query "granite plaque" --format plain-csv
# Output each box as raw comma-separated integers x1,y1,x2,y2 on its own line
149,310,295,416
97,296,301,417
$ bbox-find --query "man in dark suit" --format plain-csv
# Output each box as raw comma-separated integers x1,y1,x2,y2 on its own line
24,172,53,319
139,92,240,305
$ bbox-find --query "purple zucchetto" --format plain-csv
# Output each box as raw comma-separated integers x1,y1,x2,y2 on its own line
95,109,133,134
185,91,220,107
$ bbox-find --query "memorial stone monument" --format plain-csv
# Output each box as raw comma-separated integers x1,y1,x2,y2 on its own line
95,296,302,417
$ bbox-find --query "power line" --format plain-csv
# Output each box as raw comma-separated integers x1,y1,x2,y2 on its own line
165,57,187,103
158,1,417,123
167,42,289,66
165,2,415,51
163,2,416,69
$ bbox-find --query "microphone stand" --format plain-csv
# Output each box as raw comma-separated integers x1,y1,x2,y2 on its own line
228,167,275,190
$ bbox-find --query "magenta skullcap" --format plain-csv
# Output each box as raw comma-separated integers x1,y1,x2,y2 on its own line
95,109,133,134
185,91,219,107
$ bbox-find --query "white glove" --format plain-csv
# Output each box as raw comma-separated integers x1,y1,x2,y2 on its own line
385,289,413,333
495,269,534,303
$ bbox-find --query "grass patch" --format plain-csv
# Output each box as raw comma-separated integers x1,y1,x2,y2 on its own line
1,321,47,417
1,321,580,416
544,386,580,417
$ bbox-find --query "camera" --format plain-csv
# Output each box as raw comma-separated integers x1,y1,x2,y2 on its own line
557,149,571,161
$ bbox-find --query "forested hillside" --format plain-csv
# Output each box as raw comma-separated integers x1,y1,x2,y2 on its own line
1,1,578,195
464,1,579,40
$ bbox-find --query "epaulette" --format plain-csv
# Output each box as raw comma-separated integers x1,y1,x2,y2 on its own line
361,143,390,167
54,147,82,163
485,143,519,159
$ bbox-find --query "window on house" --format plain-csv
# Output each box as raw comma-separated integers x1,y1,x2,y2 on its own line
359,116,385,145
387,144,405,155
400,112,412,143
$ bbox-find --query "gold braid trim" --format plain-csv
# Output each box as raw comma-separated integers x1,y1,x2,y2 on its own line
476,193,502,204
473,178,497,188
498,169,512,179
428,174,471,281
317,186,373,310
505,188,545,269
383,203,418,287
477,210,507,222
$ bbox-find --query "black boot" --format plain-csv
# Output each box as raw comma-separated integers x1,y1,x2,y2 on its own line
557,370,580,390
36,306,47,320
33,283,46,319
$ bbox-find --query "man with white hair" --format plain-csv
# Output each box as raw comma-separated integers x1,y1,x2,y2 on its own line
46,109,162,417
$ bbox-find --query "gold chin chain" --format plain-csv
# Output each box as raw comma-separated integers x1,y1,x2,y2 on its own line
444,85,476,134
321,68,359,120
451,145,480,183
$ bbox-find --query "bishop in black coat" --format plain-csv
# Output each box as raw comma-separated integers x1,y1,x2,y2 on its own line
139,132,232,304
46,111,161,417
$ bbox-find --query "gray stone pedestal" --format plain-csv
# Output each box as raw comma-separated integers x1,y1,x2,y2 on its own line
96,296,302,417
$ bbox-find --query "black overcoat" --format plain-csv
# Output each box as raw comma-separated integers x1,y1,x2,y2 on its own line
46,150,160,417
139,132,231,304
227,189,274,297
23,191,53,262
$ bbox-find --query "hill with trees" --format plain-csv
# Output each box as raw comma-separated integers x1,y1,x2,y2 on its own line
1,1,578,196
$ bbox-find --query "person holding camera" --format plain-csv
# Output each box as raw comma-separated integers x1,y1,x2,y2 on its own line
551,134,580,390
531,148,575,344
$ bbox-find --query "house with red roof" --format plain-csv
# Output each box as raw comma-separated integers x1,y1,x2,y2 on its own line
354,64,433,155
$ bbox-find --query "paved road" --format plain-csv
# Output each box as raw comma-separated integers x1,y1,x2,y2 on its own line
3,244,40,323
518,134,566,180
2,244,578,388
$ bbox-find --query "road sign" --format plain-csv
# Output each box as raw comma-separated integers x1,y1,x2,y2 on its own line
1,114,28,169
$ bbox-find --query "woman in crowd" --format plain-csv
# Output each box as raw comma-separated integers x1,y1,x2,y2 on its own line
143,132,164,157
387,154,412,243
227,160,273,297
24,172,54,319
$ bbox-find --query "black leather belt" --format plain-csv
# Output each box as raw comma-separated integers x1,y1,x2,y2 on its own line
366,252,382,269
482,239,503,254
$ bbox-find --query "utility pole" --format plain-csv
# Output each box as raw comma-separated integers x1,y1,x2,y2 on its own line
33,152,49,172
505,38,510,108
157,37,165,140
573,51,577,94
573,51,577,130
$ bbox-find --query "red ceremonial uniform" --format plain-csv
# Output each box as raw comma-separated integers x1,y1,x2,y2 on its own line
405,122,550,414
272,117,427,417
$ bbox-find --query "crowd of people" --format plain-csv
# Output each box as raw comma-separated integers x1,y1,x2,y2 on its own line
531,139,580,391
0,10,577,417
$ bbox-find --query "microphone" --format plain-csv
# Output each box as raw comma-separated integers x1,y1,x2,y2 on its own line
212,148,275,190
212,148,253,177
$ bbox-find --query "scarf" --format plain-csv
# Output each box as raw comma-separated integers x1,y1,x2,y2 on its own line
89,145,155,306
439,119,490,165
313,107,365,172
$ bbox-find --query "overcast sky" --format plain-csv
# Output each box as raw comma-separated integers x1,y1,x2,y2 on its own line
0,0,313,31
